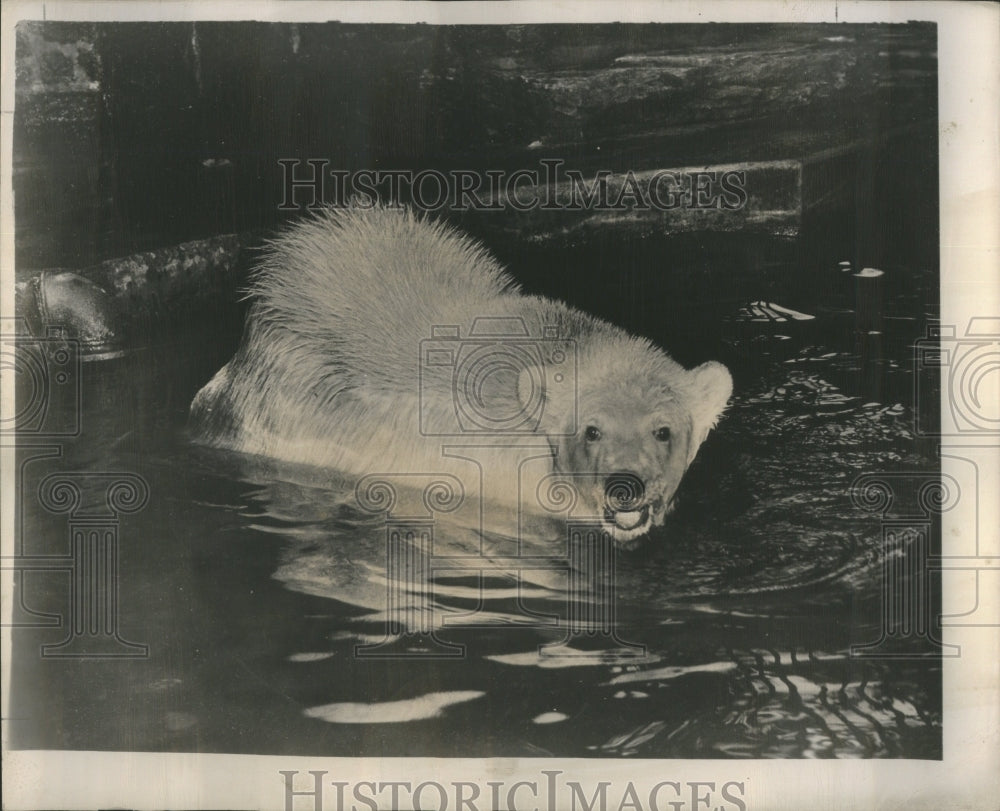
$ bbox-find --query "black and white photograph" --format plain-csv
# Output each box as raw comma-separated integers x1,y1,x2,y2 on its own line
1,2,997,809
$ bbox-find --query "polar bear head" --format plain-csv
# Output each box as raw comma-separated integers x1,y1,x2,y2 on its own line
521,336,732,546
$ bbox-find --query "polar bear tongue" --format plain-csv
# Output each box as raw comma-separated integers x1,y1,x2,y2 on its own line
613,508,647,531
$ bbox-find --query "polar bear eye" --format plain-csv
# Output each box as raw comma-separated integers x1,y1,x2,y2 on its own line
654,426,672,442
585,426,602,442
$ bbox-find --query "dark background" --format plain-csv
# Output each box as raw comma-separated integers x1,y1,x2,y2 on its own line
15,24,936,259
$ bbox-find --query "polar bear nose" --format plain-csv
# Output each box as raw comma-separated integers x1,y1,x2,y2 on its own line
604,472,646,510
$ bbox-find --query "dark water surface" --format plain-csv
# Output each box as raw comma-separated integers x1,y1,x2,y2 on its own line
10,253,942,760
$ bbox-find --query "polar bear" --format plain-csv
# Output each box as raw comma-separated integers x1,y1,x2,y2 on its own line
190,206,732,544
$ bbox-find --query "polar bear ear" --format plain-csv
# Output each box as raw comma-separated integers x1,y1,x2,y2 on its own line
685,361,733,465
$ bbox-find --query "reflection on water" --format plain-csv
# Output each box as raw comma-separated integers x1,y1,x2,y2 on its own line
10,284,942,760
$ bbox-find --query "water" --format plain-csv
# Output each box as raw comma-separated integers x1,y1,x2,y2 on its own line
9,258,942,760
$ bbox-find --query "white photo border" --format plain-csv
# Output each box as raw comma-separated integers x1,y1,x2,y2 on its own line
2,2,997,809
